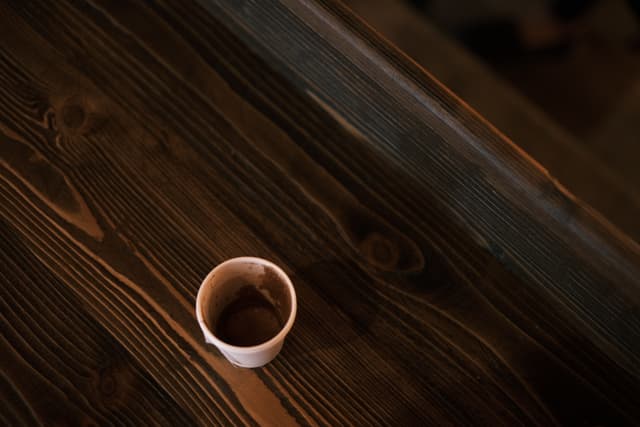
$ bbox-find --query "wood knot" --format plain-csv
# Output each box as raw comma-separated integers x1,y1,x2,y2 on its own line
346,210,424,273
360,232,400,270
56,95,101,135
98,371,117,398
61,104,86,130
93,361,133,407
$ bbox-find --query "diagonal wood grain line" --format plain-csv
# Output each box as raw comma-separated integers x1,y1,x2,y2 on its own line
0,182,240,426
0,222,198,426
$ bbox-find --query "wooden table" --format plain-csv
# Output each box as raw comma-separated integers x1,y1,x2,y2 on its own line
1,1,639,425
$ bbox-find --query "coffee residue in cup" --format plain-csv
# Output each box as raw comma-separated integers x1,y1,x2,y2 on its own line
215,285,283,347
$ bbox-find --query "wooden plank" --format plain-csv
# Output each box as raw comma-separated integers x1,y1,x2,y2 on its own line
0,220,196,426
345,0,640,242
1,0,639,425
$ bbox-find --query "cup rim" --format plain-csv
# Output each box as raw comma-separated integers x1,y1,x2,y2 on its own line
196,257,297,354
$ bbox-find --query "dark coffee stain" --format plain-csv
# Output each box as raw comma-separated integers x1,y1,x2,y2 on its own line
215,285,283,347
211,265,293,347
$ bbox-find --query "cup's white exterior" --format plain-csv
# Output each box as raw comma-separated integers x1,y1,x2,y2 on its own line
196,257,297,368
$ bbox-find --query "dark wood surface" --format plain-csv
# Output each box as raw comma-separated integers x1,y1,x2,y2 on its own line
1,0,639,425
345,0,640,244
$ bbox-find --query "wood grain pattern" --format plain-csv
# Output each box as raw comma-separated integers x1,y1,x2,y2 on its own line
344,0,640,243
1,0,639,425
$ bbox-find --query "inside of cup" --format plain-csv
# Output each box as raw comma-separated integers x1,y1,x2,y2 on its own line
201,261,292,346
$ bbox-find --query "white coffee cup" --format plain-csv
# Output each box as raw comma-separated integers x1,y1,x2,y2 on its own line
196,257,297,368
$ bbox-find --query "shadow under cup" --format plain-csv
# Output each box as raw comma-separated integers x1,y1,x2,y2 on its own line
198,259,294,353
